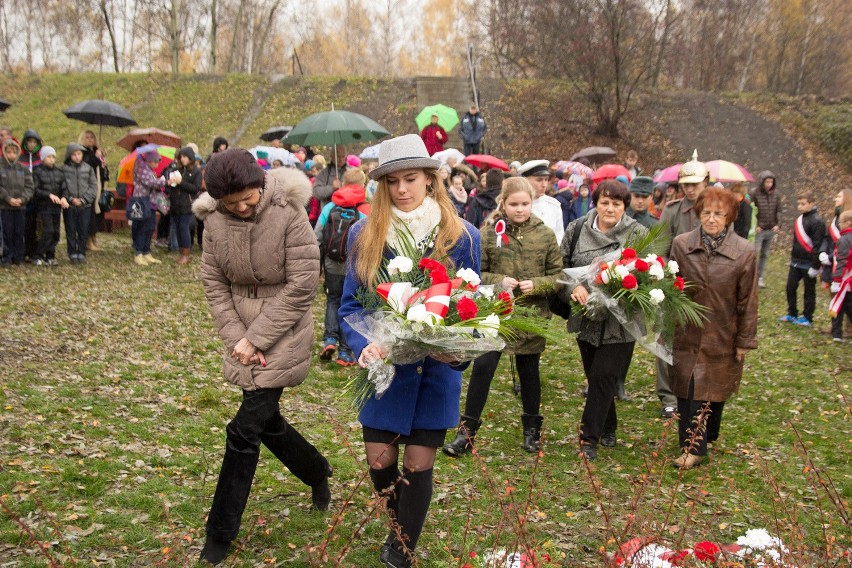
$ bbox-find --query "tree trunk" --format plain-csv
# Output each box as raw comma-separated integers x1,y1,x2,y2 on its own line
210,0,217,72
169,0,181,74
98,0,120,72
225,0,246,73
793,1,815,96
651,0,674,88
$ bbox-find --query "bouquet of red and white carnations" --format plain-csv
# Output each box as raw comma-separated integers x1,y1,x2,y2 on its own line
345,229,552,409
560,225,708,364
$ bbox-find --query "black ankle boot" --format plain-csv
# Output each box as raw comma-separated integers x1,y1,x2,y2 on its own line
521,414,543,453
311,456,333,511
442,415,482,457
380,542,412,568
199,537,231,565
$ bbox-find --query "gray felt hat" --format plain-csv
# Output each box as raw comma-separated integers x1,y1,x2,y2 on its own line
368,134,442,180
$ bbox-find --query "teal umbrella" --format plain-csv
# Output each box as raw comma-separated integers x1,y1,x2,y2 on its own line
415,104,459,131
282,110,390,147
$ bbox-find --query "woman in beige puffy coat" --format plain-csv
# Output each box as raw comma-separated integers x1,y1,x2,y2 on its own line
192,149,331,565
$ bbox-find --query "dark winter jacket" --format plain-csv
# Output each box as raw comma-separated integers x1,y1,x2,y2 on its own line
166,148,201,215
465,185,500,229
832,229,852,283
790,207,826,269
567,194,594,223
62,143,98,207
749,171,782,230
554,190,574,229
0,141,34,210
18,129,42,172
733,199,752,239
32,164,68,212
626,208,658,229
312,163,347,209
459,111,486,145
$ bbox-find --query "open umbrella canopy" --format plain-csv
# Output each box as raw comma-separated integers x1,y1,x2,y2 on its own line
0,98,11,112
259,125,293,142
431,148,465,164
359,143,381,160
117,128,181,152
570,146,617,163
464,154,510,171
64,99,137,128
705,160,754,183
283,110,390,147
653,164,683,183
554,160,594,178
117,145,175,185
249,146,300,167
415,104,460,131
592,163,631,183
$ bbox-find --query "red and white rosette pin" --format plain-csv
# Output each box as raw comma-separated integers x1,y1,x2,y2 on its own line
423,282,452,319
495,219,509,248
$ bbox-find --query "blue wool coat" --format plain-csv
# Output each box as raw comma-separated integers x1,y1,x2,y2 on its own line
339,219,481,435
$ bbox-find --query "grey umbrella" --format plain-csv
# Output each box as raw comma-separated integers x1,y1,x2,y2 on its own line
569,146,617,163
260,125,293,142
63,100,137,128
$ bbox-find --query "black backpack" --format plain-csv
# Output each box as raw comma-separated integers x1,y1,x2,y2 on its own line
322,204,361,262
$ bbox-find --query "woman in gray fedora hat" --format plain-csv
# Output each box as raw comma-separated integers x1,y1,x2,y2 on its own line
339,134,481,568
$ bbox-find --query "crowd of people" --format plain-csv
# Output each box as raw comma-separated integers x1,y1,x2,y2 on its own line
2,117,849,567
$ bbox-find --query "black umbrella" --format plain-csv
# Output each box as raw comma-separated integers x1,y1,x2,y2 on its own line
259,125,293,142
0,98,11,112
63,99,137,128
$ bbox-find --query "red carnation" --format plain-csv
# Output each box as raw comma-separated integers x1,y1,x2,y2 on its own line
430,268,450,284
634,259,649,272
621,248,637,259
418,258,442,272
621,274,638,289
497,291,513,314
456,296,479,321
693,541,721,562
656,255,665,267
661,550,690,566
673,276,685,291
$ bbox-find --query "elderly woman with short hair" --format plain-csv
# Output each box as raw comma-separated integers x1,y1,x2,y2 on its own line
669,186,758,469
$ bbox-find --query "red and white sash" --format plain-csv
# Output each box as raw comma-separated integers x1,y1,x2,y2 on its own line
829,217,840,243
794,215,814,253
829,269,851,317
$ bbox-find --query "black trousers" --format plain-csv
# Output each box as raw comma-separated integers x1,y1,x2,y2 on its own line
677,378,725,457
205,387,327,542
786,265,816,321
463,351,542,419
577,340,635,446
35,210,61,260
831,294,852,339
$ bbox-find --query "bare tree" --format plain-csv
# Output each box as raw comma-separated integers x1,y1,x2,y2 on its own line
97,0,121,72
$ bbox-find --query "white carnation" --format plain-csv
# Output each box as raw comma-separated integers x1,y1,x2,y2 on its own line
644,253,659,265
456,267,481,286
649,264,665,281
666,260,679,275
406,303,440,326
614,265,630,279
649,288,665,306
387,256,414,275
479,314,501,338
600,269,611,285
478,285,495,299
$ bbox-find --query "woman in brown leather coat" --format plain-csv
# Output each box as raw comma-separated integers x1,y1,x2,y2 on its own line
669,186,759,469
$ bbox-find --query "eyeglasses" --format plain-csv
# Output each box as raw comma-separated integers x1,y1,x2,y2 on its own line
699,210,726,220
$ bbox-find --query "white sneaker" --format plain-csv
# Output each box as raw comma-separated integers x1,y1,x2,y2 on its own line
758,278,766,288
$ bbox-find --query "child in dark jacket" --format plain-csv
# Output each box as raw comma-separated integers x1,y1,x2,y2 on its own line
0,139,34,265
778,193,827,326
829,211,852,341
31,147,68,265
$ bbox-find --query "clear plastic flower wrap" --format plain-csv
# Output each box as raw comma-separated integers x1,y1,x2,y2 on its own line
345,310,506,402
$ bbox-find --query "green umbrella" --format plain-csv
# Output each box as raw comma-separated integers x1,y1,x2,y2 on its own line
415,104,459,131
282,110,390,147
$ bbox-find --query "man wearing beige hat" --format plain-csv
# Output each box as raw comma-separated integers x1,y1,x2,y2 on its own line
656,151,709,418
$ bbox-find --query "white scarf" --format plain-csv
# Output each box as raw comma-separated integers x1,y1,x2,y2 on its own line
387,196,442,251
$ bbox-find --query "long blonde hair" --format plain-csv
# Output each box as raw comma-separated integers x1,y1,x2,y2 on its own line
354,169,468,287
485,177,535,226
77,130,98,148
839,189,852,215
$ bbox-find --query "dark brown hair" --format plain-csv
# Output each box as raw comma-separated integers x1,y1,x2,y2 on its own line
203,148,265,199
593,179,631,208
694,186,739,224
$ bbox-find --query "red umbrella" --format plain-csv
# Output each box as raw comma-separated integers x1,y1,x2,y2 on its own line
653,164,683,183
117,128,181,152
463,154,510,171
592,164,631,183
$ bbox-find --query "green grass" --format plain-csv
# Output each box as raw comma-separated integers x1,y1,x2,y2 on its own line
0,231,849,567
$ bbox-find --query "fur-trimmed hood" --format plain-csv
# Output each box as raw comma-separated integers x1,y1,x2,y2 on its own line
192,166,312,221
